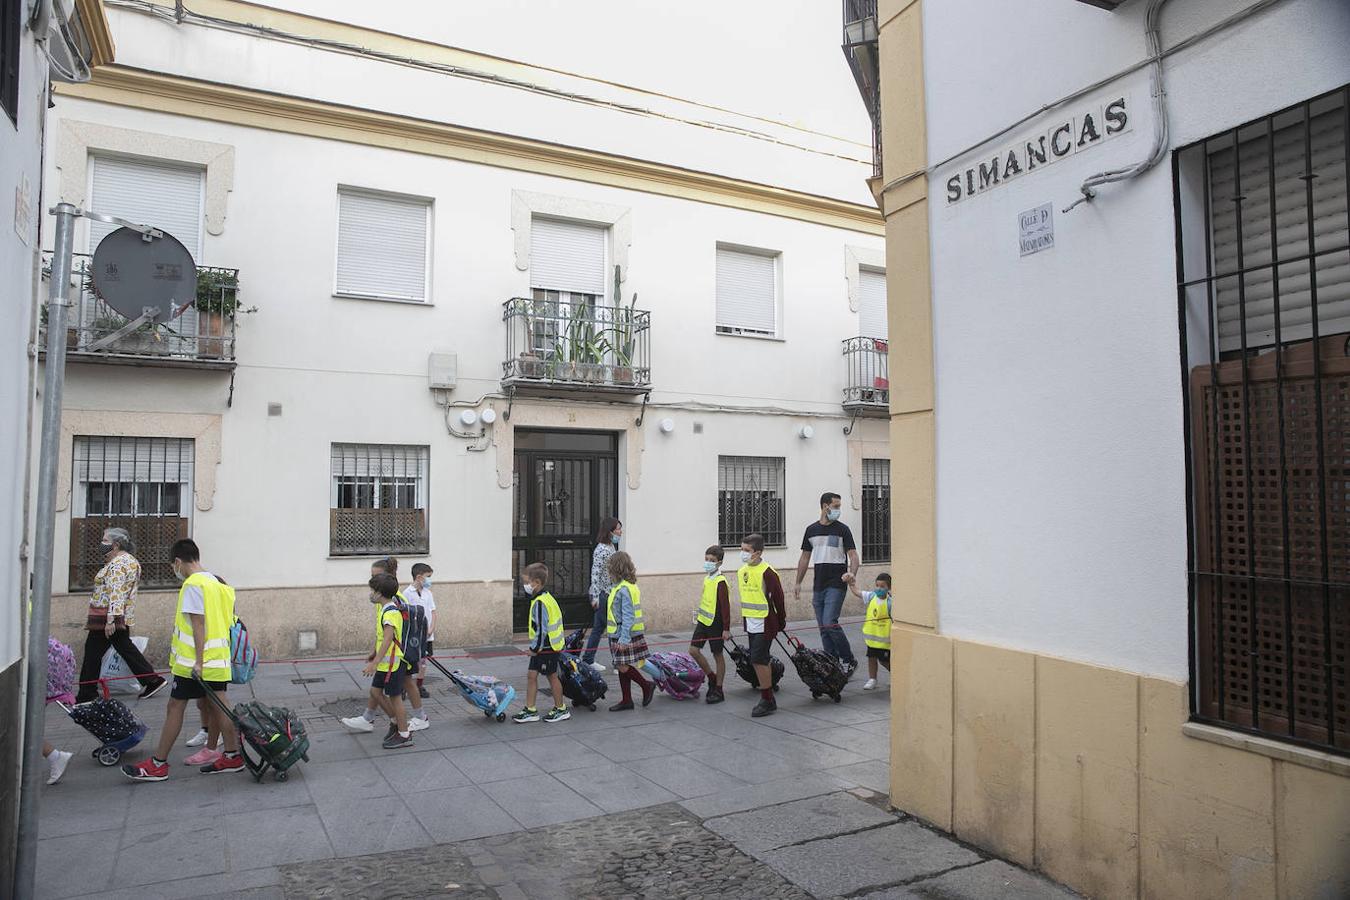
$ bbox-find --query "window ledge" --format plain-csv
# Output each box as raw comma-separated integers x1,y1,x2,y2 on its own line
1182,722,1350,776
333,293,433,307
714,330,785,343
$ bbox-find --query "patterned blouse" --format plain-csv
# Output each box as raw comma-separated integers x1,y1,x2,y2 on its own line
589,542,616,607
88,552,142,629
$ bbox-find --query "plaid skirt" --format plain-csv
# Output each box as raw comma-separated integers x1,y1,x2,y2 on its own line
608,634,650,667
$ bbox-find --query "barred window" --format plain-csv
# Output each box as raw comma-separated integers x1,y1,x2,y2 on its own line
861,458,891,564
330,444,429,556
70,437,195,589
718,456,786,547
1176,85,1348,755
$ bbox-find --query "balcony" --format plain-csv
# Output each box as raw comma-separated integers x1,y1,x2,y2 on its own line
40,252,243,370
843,336,889,415
842,0,881,178
502,295,651,396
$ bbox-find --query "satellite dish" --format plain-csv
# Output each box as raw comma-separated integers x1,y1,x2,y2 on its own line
90,228,198,324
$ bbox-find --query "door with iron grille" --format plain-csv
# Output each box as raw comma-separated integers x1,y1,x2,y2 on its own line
512,430,618,631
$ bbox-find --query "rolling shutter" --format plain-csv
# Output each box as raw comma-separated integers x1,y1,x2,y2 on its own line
530,217,607,296
336,189,431,301
858,267,888,339
1208,100,1349,351
89,155,204,258
716,246,778,336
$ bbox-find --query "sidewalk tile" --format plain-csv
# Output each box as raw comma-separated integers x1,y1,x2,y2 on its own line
444,742,543,783
512,734,610,773
111,821,229,888
689,742,808,784
554,765,677,813
826,759,891,793
375,749,471,793
35,827,119,899
225,805,335,868
623,753,745,800
705,791,895,855
314,793,435,856
762,821,980,897
37,784,129,839
680,771,855,819
869,860,1078,899
300,757,393,799
481,773,605,827
403,785,522,842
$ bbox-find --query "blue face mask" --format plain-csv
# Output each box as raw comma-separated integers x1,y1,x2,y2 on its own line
826,507,841,522
611,533,621,545
874,589,888,598
523,583,536,596
703,561,718,575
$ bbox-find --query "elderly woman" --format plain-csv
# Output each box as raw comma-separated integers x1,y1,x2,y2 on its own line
74,527,165,703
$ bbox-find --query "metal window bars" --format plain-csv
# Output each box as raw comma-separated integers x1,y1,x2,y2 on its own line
841,0,882,178
39,252,241,363
718,456,787,548
1175,84,1348,755
843,336,890,413
329,444,429,556
70,436,194,589
861,458,891,564
502,293,651,393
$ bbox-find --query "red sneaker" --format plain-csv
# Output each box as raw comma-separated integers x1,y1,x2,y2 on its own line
122,758,169,782
201,753,245,775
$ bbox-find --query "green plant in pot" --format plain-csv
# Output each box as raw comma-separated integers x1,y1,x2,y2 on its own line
90,315,177,355
609,265,639,384
193,269,245,358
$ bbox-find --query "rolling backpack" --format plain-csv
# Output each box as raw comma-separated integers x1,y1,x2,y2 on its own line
230,617,258,684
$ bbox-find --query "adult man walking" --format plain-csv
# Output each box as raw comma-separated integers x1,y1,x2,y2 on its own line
794,492,860,676
74,527,165,702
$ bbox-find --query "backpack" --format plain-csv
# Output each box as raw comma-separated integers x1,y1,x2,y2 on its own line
230,617,258,684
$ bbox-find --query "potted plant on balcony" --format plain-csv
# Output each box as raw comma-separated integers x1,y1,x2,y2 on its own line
39,304,80,350
194,269,243,359
609,267,639,385
90,315,173,355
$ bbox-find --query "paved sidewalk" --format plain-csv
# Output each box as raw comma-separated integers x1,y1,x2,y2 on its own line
35,620,1074,899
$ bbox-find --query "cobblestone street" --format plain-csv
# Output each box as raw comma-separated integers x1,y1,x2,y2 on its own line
35,621,1075,899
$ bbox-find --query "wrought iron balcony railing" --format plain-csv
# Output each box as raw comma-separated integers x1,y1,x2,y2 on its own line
842,0,882,178
502,295,651,395
39,252,243,367
843,335,889,414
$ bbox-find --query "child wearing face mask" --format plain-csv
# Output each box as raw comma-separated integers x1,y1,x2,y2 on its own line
405,564,436,699
688,545,731,704
848,573,893,690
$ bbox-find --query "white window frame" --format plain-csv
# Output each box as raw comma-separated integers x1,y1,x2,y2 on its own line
715,243,783,340
333,186,434,304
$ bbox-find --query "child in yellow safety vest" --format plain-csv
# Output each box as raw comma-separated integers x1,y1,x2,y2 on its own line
512,562,571,724
606,551,655,711
848,572,893,691
688,544,731,704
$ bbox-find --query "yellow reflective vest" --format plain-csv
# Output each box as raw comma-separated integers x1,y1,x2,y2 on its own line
862,592,892,650
169,572,235,680
528,591,565,651
697,574,727,627
737,562,773,619
606,581,644,636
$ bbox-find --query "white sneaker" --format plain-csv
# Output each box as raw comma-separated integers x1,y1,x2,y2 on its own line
185,728,209,748
46,750,73,785
862,678,877,691
408,716,430,732
590,662,607,673
341,715,375,733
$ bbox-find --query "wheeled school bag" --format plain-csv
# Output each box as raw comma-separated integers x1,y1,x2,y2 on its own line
198,677,309,782
559,650,608,711
726,635,783,691
63,697,147,766
777,633,849,703
426,655,515,722
644,652,705,701
229,618,258,684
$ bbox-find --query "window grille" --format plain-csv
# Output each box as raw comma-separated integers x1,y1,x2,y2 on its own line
330,444,429,555
70,436,194,589
1176,85,1348,755
335,188,431,301
716,245,779,337
861,458,891,564
718,456,786,547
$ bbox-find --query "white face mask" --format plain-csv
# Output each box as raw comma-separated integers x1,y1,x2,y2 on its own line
523,583,536,596
702,561,718,575
739,550,752,564
421,578,432,589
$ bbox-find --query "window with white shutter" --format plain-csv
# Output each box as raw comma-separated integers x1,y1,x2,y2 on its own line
530,217,607,297
335,188,432,302
716,245,779,337
1207,97,1349,352
859,267,888,339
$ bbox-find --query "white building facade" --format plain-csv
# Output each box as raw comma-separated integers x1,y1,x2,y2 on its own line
853,0,1349,896
37,1,889,655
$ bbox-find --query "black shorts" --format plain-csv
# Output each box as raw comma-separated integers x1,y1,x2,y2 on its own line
866,647,891,664
424,640,434,658
747,632,772,665
528,652,560,675
372,667,406,697
690,622,725,655
170,675,228,700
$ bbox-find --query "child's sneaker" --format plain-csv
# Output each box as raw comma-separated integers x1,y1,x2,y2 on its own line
863,678,877,691
340,715,375,733
381,732,414,750
543,706,570,723
46,750,73,785
512,707,541,724
185,747,222,766
201,753,245,775
185,728,210,748
590,662,607,673
122,758,169,782
408,716,430,732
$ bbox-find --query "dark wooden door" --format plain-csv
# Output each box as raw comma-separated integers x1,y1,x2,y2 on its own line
512,430,618,631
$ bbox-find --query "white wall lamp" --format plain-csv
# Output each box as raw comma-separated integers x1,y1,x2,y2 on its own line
799,425,815,440
459,409,479,427
659,418,676,434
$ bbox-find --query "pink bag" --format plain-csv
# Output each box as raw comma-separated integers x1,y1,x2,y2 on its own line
47,637,76,705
